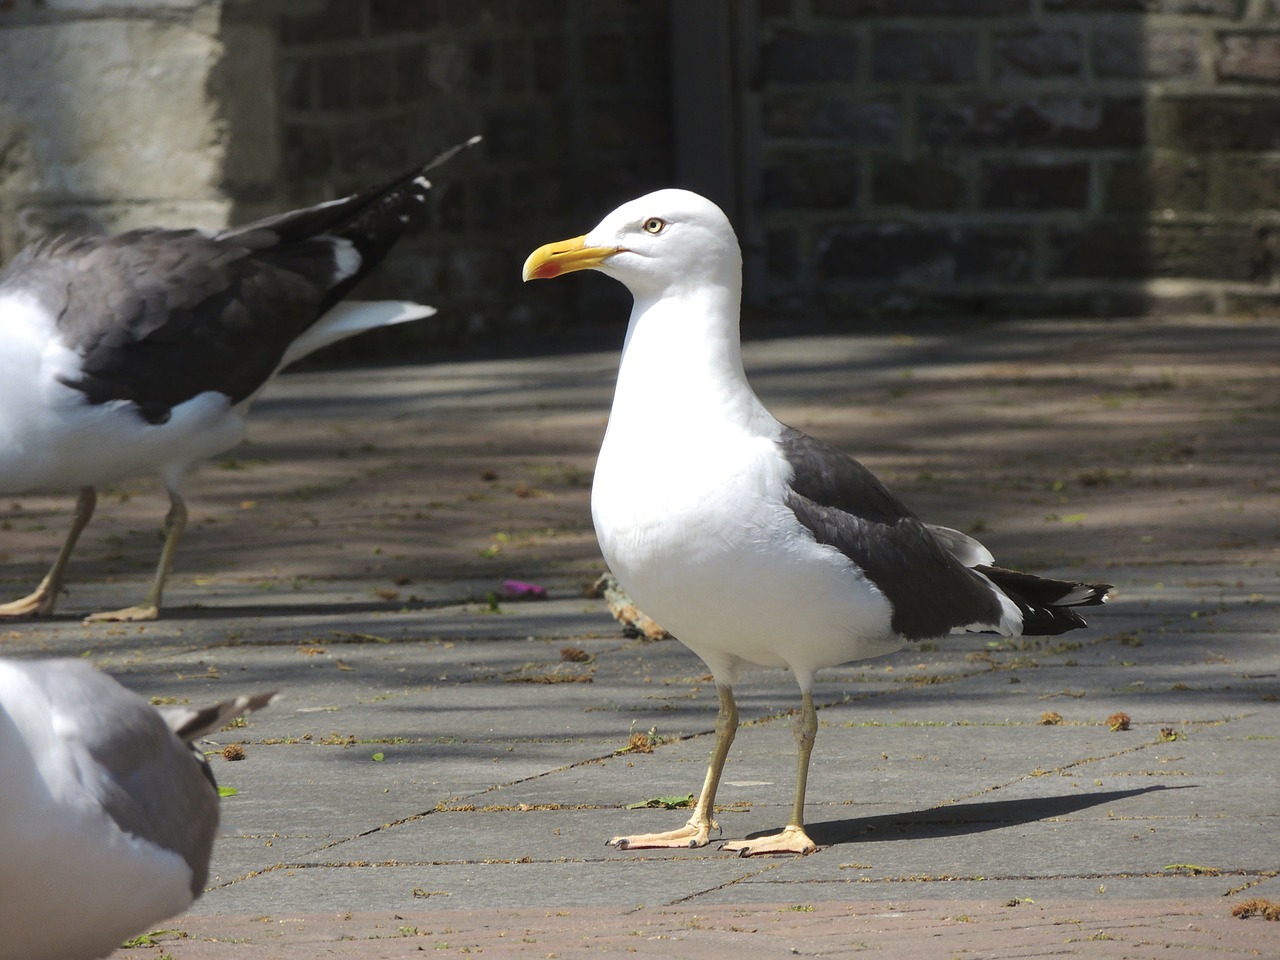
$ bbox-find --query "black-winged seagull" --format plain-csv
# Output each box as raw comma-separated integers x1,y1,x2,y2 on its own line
522,189,1113,856
0,657,273,960
0,136,479,623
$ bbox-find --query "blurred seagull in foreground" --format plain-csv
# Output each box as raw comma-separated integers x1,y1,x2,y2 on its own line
0,657,274,960
524,188,1113,856
0,136,480,623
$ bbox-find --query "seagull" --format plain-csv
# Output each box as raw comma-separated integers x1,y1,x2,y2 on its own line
0,136,479,623
523,189,1113,856
0,657,273,960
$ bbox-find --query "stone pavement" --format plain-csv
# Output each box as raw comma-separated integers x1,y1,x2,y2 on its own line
1,316,1276,958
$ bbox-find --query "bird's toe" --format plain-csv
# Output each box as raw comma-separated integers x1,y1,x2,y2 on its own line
84,603,160,624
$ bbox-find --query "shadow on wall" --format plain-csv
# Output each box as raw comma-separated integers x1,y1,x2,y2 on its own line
255,0,676,359
749,4,1280,322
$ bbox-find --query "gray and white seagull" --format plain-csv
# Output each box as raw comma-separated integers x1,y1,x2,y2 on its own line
0,136,478,623
0,657,273,960
523,188,1113,856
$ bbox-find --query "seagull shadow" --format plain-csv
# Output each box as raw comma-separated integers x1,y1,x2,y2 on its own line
756,785,1182,848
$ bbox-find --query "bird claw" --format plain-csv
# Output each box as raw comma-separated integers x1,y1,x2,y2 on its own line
83,604,160,624
0,588,57,620
607,821,714,850
721,824,817,857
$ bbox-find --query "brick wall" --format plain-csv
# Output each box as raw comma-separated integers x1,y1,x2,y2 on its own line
754,0,1280,318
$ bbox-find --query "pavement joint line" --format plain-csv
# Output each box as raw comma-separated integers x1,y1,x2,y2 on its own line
665,857,790,906
308,808,441,855
1223,872,1280,897
459,745,653,799
742,868,1275,885
209,862,291,889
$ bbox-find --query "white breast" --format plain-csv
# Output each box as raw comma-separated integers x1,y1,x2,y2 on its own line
592,405,902,685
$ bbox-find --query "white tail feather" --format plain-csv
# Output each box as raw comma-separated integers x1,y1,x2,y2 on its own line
953,569,1024,637
279,300,436,369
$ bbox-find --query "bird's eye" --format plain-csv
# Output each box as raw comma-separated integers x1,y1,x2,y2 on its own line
642,217,667,235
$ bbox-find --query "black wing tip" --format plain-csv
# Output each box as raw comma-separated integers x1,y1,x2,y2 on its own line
981,565,1115,607
1069,581,1116,607
1019,605,1092,636
978,566,1116,636
380,134,486,203
219,134,483,253
168,690,278,743
416,134,483,180
298,135,482,306
346,134,483,228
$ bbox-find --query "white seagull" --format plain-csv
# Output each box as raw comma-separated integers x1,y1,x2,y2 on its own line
523,189,1113,856
0,657,273,960
0,137,479,623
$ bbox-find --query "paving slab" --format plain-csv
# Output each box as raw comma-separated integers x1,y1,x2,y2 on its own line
1,317,1277,957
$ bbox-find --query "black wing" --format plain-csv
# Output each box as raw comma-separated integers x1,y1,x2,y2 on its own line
16,229,329,423
4,138,478,424
778,426,1113,638
777,425,1006,640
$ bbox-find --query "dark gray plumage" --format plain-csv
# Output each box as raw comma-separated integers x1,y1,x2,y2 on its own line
6,149,452,425
0,657,273,960
778,425,1110,639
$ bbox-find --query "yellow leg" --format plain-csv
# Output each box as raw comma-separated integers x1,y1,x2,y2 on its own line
722,689,819,856
610,683,738,850
0,487,97,620
85,490,187,623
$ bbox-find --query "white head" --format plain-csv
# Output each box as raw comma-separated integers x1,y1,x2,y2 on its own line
522,189,742,303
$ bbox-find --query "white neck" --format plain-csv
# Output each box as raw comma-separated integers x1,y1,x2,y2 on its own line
607,278,771,438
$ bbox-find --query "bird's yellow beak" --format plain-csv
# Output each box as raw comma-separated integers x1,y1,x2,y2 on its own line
522,235,621,281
